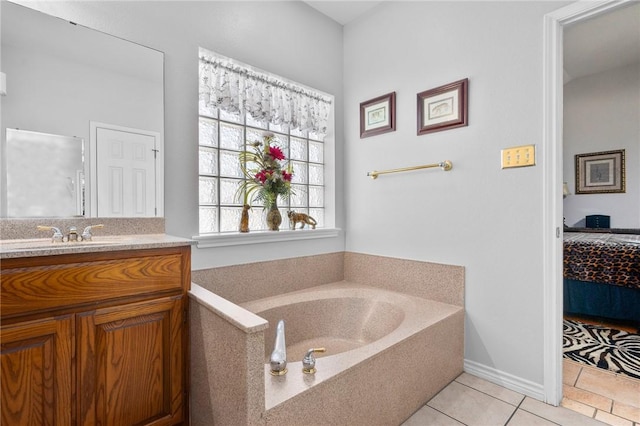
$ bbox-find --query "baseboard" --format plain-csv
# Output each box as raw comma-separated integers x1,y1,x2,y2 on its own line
464,359,545,401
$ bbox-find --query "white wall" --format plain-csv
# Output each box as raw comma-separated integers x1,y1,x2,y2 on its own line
16,0,583,397
344,1,567,390
563,63,640,228
20,1,346,268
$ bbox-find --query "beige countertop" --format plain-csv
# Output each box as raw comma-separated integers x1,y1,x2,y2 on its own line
0,234,194,259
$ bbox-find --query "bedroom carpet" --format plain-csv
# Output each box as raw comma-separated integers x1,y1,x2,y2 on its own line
563,319,640,380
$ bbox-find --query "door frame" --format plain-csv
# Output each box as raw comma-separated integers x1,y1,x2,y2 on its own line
89,121,164,217
542,0,633,406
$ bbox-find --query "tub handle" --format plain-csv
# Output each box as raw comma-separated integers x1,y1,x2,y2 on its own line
270,320,288,376
302,347,326,374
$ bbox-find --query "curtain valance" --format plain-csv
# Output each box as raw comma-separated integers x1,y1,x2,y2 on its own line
199,53,332,134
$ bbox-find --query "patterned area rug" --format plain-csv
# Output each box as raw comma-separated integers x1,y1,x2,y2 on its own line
563,319,640,380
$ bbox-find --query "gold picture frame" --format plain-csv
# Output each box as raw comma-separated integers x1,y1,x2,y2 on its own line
575,149,625,194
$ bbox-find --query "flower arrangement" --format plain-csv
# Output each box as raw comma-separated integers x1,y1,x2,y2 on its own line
237,133,294,211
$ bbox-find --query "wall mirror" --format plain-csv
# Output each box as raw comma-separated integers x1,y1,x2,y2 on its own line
1,1,164,218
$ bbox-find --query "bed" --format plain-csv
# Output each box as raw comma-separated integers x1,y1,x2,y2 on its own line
563,231,640,324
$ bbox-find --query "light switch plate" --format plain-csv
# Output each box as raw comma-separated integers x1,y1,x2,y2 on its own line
501,144,536,169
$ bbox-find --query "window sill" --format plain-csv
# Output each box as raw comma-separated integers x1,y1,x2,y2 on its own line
193,228,341,249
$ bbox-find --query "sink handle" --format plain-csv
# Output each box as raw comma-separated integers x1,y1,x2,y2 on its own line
37,225,64,243
81,224,104,241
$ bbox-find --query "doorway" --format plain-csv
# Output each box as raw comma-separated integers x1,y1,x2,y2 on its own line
89,122,163,217
543,0,639,408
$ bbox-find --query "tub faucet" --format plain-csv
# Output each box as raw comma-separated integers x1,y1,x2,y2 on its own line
302,347,326,374
269,320,287,376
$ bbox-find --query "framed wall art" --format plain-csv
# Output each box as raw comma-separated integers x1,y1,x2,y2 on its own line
417,78,468,135
360,92,396,138
575,149,625,194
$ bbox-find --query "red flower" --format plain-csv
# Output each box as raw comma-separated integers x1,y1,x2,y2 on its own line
282,170,292,182
255,170,267,183
268,146,285,161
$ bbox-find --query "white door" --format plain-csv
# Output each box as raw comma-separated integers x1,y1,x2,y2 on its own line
96,127,158,217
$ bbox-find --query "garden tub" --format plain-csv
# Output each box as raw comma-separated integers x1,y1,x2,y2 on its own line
240,282,464,424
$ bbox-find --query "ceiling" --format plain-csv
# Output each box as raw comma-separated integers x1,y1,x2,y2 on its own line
303,1,384,25
303,1,639,83
564,2,640,83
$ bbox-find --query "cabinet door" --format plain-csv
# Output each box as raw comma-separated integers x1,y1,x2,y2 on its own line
77,296,185,426
1,315,73,426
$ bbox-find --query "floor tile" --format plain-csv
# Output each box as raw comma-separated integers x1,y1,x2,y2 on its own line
455,372,525,406
563,359,581,386
594,410,633,426
506,409,557,426
520,397,605,426
560,397,596,418
563,384,612,411
427,381,516,426
611,400,640,423
575,366,640,408
402,405,464,426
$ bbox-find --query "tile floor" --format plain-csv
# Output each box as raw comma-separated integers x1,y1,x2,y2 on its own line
562,359,640,426
403,370,639,425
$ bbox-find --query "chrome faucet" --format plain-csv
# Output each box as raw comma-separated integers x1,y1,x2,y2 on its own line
302,347,326,374
37,225,64,243
67,226,79,242
81,224,104,241
269,320,287,376
37,224,104,242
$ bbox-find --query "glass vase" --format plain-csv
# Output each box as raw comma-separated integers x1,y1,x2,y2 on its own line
266,202,282,231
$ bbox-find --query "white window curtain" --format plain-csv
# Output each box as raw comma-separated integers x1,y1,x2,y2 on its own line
199,51,332,134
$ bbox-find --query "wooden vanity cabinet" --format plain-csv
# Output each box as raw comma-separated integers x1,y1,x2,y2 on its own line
1,245,191,426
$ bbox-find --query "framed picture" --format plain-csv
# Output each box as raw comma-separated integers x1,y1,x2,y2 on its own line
575,149,625,194
360,92,396,138
417,78,468,135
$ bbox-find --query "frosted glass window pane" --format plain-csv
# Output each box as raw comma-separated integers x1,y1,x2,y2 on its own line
277,194,290,208
270,122,289,133
309,186,323,207
309,141,323,163
199,177,217,205
309,164,323,185
246,128,264,145
220,207,243,232
199,100,217,118
309,208,324,228
246,114,267,129
220,110,241,123
220,178,242,205
309,131,324,141
220,150,243,177
291,161,307,184
220,122,243,151
290,185,307,208
199,147,218,175
199,207,218,233
290,137,307,161
271,134,289,152
291,127,307,138
248,208,267,231
199,118,218,147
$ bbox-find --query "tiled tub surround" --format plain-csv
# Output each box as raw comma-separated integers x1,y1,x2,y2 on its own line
189,252,464,425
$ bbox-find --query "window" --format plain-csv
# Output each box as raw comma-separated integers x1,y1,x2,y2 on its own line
198,49,333,235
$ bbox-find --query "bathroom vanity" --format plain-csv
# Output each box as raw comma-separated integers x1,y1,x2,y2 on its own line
0,237,191,425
